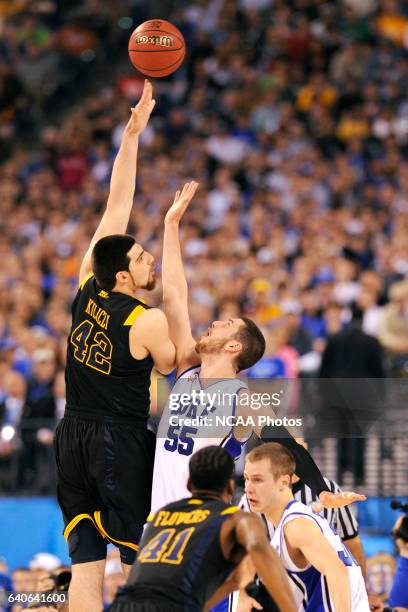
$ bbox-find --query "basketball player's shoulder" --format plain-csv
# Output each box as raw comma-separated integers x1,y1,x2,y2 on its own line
79,272,94,291
128,306,166,331
283,513,320,542
282,500,314,524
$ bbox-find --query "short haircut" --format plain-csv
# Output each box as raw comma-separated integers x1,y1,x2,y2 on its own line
92,235,135,290
246,442,295,481
395,517,408,543
189,446,234,493
234,317,266,372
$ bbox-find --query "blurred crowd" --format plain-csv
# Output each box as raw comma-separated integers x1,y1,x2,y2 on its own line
1,0,408,491
0,548,125,610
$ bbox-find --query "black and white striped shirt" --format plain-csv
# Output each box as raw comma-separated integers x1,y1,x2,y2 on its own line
239,476,359,541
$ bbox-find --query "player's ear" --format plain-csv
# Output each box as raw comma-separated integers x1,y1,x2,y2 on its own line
225,340,242,354
116,270,130,284
279,474,291,491
227,479,235,496
187,477,192,493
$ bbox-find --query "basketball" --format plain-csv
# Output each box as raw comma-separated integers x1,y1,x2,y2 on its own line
128,19,186,78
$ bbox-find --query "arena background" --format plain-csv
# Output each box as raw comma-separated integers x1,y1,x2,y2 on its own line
0,0,407,606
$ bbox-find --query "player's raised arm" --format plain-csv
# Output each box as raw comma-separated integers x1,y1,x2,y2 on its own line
78,80,155,286
162,181,200,374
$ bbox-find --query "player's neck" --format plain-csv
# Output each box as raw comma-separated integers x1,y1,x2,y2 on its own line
112,286,138,299
191,489,224,502
265,490,294,527
200,355,236,379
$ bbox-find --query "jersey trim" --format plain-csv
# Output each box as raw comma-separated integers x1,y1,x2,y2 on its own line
220,506,239,516
63,513,96,541
287,570,308,609
123,304,146,326
94,511,139,551
79,273,94,290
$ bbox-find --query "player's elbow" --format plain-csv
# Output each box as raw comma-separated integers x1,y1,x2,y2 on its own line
246,539,272,559
163,287,187,307
155,362,175,376
153,347,177,375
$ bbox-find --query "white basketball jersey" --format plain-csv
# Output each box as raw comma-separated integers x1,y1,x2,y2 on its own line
151,366,247,513
271,500,370,611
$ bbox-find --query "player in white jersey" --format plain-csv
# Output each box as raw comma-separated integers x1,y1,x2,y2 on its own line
151,366,247,512
238,438,366,574
154,181,366,515
242,443,370,612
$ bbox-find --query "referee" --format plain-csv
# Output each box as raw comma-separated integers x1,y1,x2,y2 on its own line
54,81,176,612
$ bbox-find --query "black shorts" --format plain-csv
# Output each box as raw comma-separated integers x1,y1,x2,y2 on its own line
107,601,188,612
54,415,155,564
107,588,192,612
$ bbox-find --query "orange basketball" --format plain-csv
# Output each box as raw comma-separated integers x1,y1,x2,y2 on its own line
128,19,186,78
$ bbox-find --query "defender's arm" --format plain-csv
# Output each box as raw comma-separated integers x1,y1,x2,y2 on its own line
284,518,351,612
162,182,200,375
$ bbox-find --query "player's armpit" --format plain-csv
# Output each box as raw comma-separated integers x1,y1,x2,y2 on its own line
129,308,176,374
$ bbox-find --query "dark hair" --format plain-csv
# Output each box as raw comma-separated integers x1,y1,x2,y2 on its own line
92,234,135,290
350,303,364,323
246,442,295,481
234,317,266,372
189,446,234,493
393,516,408,543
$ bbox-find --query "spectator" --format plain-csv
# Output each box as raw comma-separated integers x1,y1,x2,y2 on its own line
19,348,57,491
388,514,408,610
319,305,385,484
0,370,26,489
378,280,408,372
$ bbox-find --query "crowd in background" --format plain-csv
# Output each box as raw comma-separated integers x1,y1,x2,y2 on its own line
0,547,124,610
0,0,408,492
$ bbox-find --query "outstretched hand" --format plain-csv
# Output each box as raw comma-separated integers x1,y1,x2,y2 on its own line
126,79,156,135
318,490,366,510
165,181,199,224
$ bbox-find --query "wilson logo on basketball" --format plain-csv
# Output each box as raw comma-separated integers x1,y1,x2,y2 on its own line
136,35,173,47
